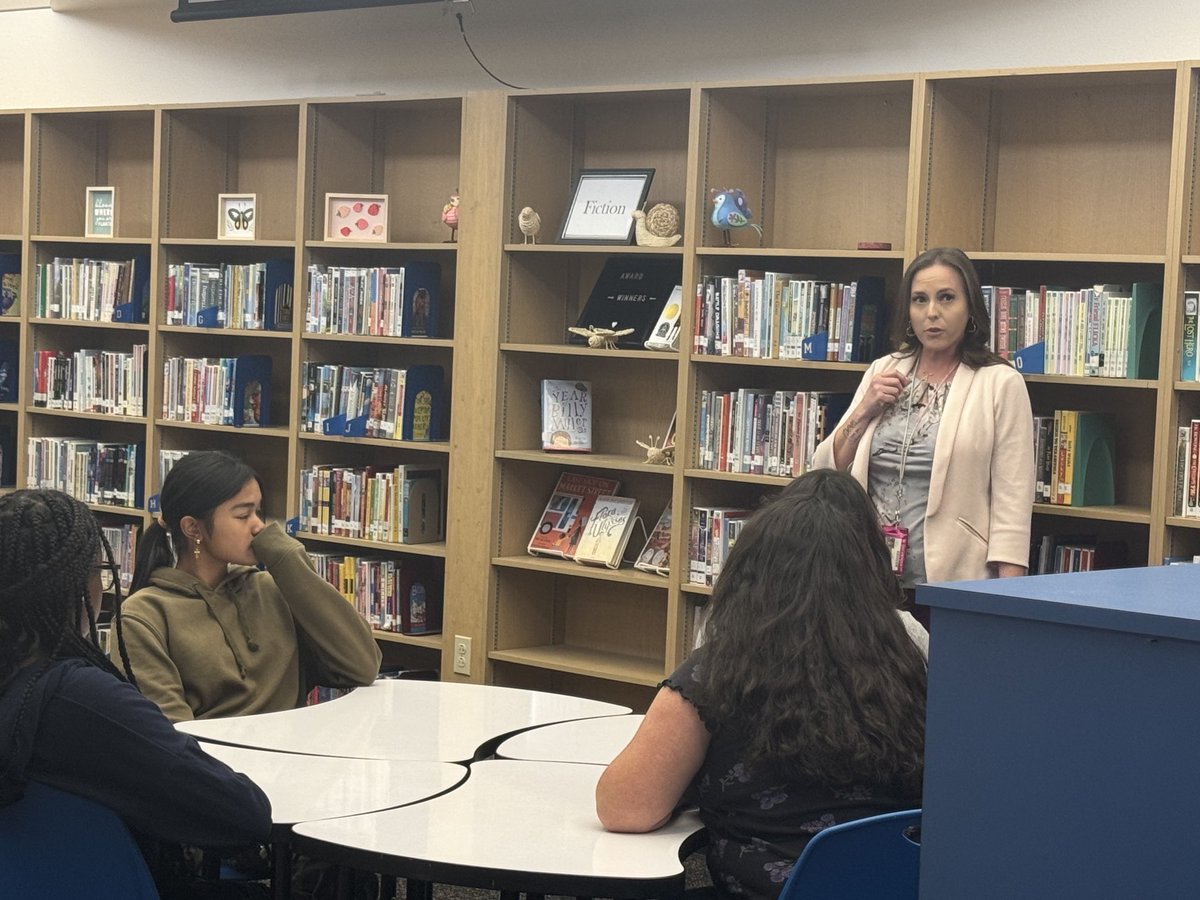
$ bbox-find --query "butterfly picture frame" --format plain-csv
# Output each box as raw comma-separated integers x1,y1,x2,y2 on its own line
217,193,257,241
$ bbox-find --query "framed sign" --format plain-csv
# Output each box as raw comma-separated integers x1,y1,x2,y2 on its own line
559,168,654,244
218,193,257,240
85,186,117,238
324,193,388,242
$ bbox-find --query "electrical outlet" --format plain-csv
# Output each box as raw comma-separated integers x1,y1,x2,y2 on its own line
452,635,472,676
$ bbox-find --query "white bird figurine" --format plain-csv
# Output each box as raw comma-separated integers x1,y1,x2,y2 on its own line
632,203,681,247
518,206,542,244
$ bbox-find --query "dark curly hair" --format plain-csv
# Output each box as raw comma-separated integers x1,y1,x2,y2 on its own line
697,469,927,796
889,246,1009,369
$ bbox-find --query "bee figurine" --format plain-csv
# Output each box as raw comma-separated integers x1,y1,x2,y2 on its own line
567,325,635,350
710,188,763,247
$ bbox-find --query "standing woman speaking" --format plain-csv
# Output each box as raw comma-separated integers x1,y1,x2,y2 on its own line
813,247,1035,595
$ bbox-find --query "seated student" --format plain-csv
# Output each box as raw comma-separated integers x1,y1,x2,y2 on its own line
596,469,927,900
0,490,272,888
121,450,381,721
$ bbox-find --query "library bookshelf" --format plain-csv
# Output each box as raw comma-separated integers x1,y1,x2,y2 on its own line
3,95,475,675
4,61,1200,706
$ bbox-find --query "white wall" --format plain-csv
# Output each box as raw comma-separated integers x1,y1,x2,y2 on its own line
1,0,1195,108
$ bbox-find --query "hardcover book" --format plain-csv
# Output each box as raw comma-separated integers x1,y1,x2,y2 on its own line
398,559,444,634
1181,292,1198,381
397,465,444,543
401,261,441,338
527,471,622,559
633,504,672,576
644,285,684,351
541,379,592,451
232,355,272,427
0,338,17,403
569,256,682,349
573,495,640,568
399,364,446,441
0,253,18,316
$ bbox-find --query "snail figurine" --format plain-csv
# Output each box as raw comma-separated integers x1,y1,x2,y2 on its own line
632,202,682,247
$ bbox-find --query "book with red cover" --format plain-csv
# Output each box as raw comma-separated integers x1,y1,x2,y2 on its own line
527,471,622,559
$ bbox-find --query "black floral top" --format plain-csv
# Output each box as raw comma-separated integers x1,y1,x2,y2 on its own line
665,649,914,900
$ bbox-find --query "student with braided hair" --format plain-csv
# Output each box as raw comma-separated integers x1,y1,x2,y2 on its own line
122,450,381,721
0,490,271,869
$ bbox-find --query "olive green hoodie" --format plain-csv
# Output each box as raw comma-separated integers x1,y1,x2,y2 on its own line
120,522,381,722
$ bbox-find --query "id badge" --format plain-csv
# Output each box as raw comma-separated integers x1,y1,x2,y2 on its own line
882,523,909,574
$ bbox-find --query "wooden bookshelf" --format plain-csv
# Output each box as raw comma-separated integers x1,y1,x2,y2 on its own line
3,62,1200,706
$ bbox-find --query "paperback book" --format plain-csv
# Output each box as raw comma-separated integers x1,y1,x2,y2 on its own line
527,471,622,559
541,379,592,451
573,495,640,569
633,504,672,576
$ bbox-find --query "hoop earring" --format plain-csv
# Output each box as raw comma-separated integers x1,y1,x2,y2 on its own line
966,317,978,334
905,323,915,337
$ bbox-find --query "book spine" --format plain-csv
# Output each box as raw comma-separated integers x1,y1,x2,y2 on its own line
1182,293,1199,381
1190,420,1200,518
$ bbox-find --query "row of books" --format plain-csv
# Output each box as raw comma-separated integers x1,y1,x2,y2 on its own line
983,282,1160,378
300,362,445,441
297,463,444,544
697,389,849,477
526,471,672,573
1170,419,1200,518
100,521,138,593
687,505,750,587
31,255,150,324
158,448,187,486
692,272,885,362
164,260,293,331
26,438,144,509
309,552,443,635
305,262,440,338
161,354,271,427
31,346,147,417
1030,533,1126,575
1032,411,1116,507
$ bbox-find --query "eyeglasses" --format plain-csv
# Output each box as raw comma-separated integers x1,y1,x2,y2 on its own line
91,562,121,593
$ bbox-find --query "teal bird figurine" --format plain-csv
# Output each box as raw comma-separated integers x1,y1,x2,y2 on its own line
710,188,763,246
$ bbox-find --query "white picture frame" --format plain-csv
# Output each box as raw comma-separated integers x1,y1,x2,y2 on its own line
217,193,257,241
324,192,389,242
85,186,117,238
559,168,655,244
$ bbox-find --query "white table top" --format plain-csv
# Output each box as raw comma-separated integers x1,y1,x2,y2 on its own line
178,679,631,762
496,714,643,765
199,743,467,827
292,760,705,896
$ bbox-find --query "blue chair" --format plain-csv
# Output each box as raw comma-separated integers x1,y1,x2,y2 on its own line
777,808,921,900
0,780,159,899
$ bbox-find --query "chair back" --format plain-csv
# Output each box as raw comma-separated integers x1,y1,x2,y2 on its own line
778,808,921,900
0,780,159,899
